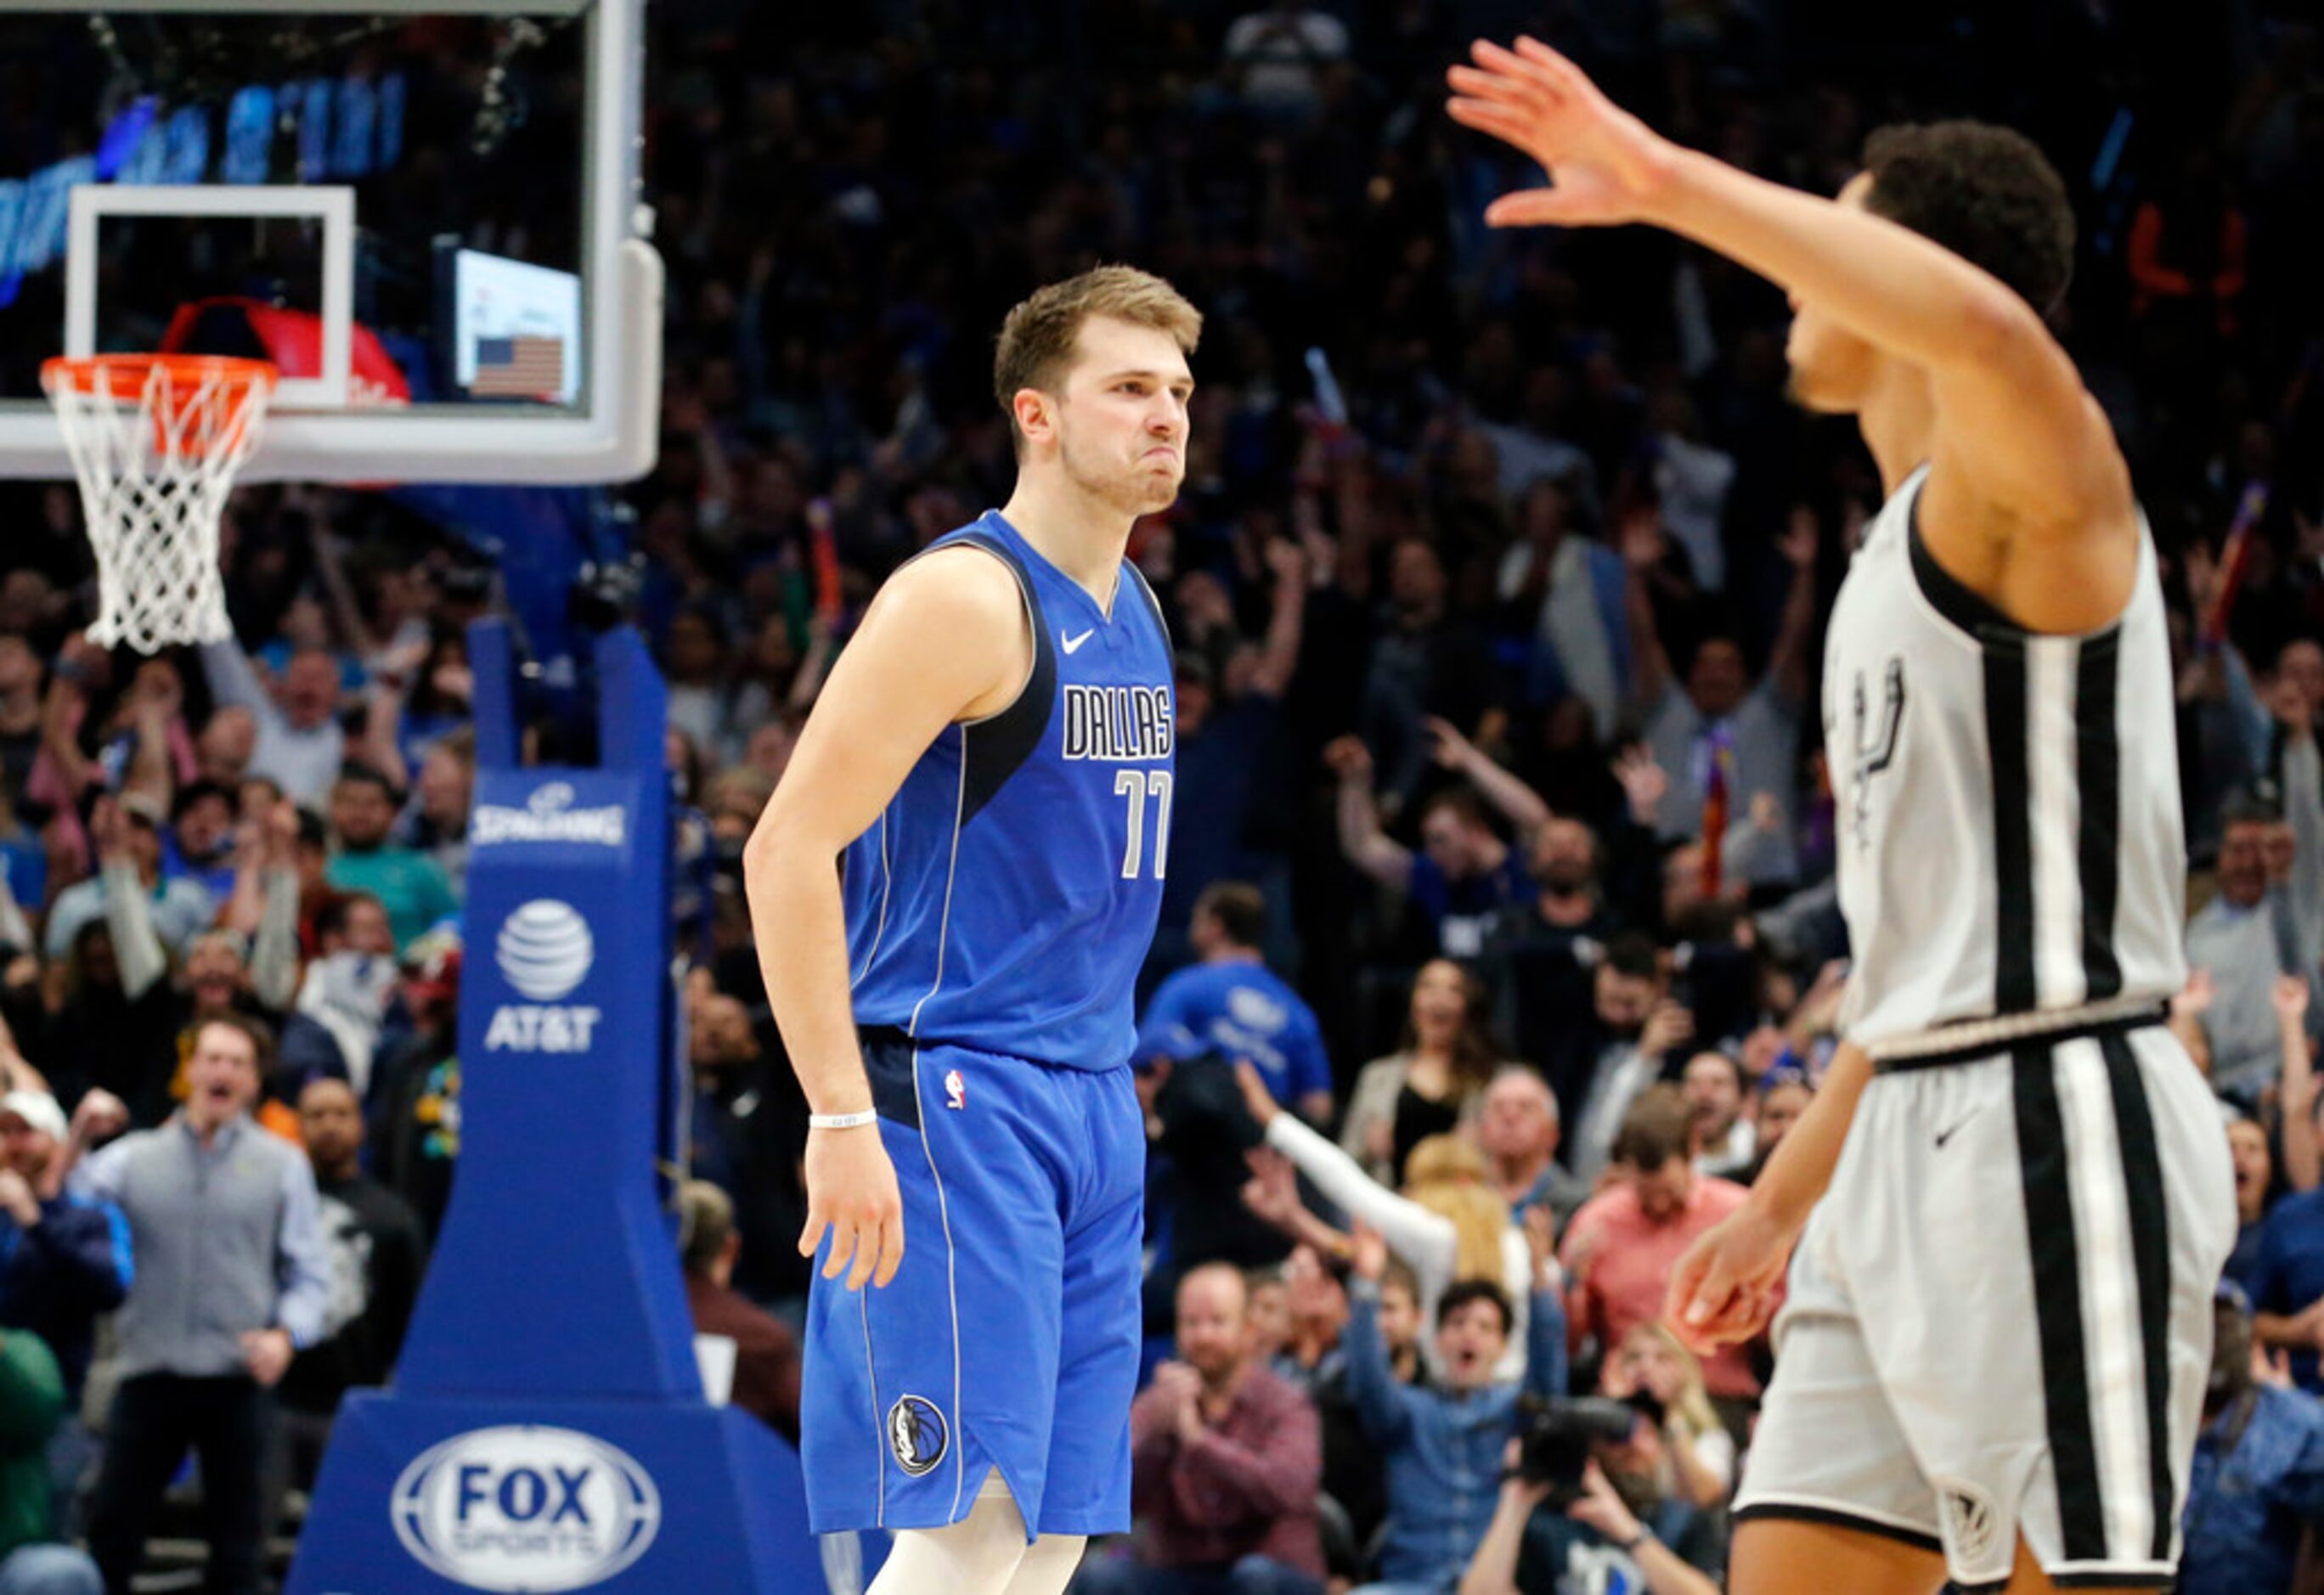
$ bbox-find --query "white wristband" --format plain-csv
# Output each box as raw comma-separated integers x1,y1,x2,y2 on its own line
809,1110,878,1130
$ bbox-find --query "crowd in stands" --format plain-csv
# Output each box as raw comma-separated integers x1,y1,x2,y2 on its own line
0,0,2321,1590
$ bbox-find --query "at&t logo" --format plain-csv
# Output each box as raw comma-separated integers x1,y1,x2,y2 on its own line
485,900,602,1052
392,1425,661,1591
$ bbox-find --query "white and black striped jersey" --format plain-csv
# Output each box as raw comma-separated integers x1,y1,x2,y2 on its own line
1828,465,2187,1044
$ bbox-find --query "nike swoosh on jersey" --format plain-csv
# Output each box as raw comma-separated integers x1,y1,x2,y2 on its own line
1933,1106,1983,1149
1062,628,1095,654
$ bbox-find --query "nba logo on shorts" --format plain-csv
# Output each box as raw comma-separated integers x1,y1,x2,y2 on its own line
888,1395,948,1476
945,1069,967,1110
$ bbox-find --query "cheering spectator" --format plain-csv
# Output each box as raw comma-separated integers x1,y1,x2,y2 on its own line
1598,1324,1733,1513
1554,936,1695,1188
0,1327,102,1595
685,991,808,1310
73,1014,330,1595
41,796,212,967
1679,1052,1751,1179
1153,541,1306,969
1473,1067,1588,1235
1561,1089,1757,1411
676,1181,799,1446
1458,1452,1719,1595
2188,702,2322,1100
1339,960,1505,1186
2176,1281,2324,1595
1243,1065,1534,1385
321,766,459,955
1739,1068,1815,1186
1326,738,1531,961
2225,1113,2277,1294
1138,882,1332,1125
196,641,345,806
274,1079,427,1476
1221,0,1349,121
1086,1262,1325,1594
1627,510,1819,887
1341,1216,1565,1594
0,1101,128,1392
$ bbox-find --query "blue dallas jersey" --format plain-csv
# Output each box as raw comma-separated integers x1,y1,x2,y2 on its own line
1134,961,1332,1105
843,510,1174,1070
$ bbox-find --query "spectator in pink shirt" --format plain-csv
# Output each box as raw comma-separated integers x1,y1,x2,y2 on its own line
1560,1089,1757,1415
1080,1263,1326,1594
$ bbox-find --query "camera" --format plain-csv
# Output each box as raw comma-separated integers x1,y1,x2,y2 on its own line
1512,1394,1661,1507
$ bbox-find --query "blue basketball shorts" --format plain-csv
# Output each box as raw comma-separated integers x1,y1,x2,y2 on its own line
799,1029,1146,1538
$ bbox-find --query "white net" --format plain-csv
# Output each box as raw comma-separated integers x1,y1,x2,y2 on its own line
42,356,275,655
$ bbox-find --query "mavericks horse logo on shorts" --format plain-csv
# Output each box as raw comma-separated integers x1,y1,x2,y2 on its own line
888,1395,948,1476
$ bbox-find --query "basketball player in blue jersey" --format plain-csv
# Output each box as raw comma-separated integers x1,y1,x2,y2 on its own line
742,266,1198,1595
1453,39,2233,1595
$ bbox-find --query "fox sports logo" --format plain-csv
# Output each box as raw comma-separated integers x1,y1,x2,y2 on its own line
392,1425,660,1592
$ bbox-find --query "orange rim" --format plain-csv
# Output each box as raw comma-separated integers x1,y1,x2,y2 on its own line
42,353,279,400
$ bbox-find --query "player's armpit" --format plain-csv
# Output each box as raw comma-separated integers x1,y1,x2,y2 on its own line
1915,434,2141,635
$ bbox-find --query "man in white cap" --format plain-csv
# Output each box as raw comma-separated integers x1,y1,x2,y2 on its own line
0,1088,131,1537
0,1091,130,1408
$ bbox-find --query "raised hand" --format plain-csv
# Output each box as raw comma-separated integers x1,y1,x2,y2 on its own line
1639,1000,1695,1061
1612,745,1668,826
1424,714,1475,770
1779,507,1820,572
1349,1218,1388,1283
1264,537,1308,589
1240,1147,1301,1226
1233,1060,1282,1130
1323,734,1374,785
1445,38,1681,229
2275,974,2311,1023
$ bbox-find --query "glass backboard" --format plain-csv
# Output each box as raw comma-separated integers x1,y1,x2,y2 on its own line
0,0,657,484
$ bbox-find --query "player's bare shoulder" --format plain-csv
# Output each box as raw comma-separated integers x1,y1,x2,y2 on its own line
855,541,1035,724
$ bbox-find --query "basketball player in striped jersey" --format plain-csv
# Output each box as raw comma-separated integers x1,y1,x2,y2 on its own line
1452,41,2232,1595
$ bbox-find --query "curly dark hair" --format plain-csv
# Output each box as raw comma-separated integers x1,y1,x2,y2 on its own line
1860,121,2076,316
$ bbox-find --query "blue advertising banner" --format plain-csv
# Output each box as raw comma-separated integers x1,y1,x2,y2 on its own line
289,623,814,1592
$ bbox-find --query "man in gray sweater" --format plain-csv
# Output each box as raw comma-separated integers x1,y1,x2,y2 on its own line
2187,711,2322,1102
71,1014,330,1595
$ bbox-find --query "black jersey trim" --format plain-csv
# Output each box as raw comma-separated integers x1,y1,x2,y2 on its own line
2076,631,2124,1001
1125,560,1171,650
1984,635,2036,1014
2012,1040,2108,1565
1909,486,2024,639
2100,1030,2176,1562
1732,1502,1943,1555
943,531,1058,827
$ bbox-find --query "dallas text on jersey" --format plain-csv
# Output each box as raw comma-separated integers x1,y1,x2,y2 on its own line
1060,684,1175,763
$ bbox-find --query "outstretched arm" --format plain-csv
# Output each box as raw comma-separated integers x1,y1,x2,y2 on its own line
1428,717,1550,843
1765,510,1822,706
1246,539,1309,701
743,546,1030,1293
1324,736,1414,890
1450,39,2135,629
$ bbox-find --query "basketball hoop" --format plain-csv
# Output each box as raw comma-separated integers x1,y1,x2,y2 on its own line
42,354,277,654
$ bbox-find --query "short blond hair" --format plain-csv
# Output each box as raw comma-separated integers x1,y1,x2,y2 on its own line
993,265,1202,454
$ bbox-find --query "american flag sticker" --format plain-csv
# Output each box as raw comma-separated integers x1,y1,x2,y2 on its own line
471,335,566,399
